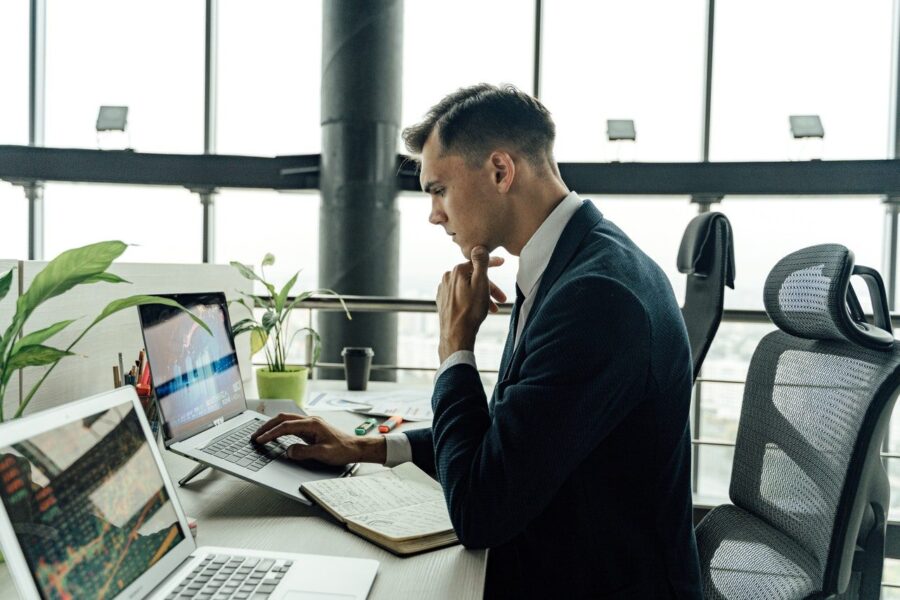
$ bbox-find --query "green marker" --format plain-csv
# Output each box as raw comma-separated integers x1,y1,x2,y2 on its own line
355,417,378,436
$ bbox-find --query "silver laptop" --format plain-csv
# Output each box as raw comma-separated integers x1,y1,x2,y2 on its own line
137,292,353,504
0,386,378,600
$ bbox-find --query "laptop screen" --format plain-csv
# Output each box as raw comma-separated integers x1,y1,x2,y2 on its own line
139,292,246,442
0,402,186,599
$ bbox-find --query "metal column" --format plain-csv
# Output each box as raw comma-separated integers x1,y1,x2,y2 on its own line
199,0,219,264
27,0,46,260
532,0,544,100
318,0,403,380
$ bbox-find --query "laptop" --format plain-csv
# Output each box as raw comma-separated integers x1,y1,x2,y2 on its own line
137,292,352,504
0,386,378,600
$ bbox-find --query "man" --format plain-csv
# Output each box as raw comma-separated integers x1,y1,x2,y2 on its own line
253,84,702,598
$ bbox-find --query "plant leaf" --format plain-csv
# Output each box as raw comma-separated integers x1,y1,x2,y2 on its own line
230,261,276,296
82,272,131,285
90,295,212,335
0,269,13,303
261,310,277,332
275,271,299,314
237,290,272,309
250,328,268,356
12,319,77,354
284,288,352,320
17,241,127,322
261,253,275,267
230,260,262,283
7,345,74,373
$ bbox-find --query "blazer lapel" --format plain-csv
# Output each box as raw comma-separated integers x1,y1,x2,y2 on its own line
498,201,604,383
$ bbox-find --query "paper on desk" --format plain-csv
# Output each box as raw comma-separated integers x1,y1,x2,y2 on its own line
304,463,451,539
305,390,433,421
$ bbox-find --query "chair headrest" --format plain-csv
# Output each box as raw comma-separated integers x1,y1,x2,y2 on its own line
764,244,894,350
677,212,735,289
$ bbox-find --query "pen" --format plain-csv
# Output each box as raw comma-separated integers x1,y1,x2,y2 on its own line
354,418,378,436
378,415,403,433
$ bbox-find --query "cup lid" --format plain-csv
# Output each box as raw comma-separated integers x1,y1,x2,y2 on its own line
341,347,374,357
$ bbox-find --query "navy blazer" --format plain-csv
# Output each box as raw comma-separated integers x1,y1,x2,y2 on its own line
406,201,702,599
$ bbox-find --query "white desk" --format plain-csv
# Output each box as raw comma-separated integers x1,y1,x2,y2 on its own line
0,381,487,599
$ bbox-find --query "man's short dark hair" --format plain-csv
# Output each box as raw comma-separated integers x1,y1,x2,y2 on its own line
402,83,556,170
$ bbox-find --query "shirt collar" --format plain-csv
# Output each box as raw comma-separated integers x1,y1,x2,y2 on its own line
516,191,583,298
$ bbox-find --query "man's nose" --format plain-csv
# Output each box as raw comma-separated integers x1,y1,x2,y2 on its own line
429,198,446,225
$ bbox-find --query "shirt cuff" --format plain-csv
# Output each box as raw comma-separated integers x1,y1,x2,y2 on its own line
383,433,413,467
434,350,477,383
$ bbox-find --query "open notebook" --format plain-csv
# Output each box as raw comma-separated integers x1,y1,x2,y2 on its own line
301,462,459,555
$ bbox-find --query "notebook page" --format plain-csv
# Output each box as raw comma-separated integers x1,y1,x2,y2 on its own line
303,464,443,519
345,498,453,540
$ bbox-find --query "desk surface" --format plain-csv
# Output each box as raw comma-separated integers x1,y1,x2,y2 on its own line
0,381,487,600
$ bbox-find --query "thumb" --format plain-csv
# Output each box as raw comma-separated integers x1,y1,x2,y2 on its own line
470,246,490,281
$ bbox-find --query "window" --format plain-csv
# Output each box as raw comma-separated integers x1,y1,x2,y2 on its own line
45,0,205,153
402,1,534,133
215,190,320,290
710,0,893,161
719,197,884,309
0,0,29,145
217,1,322,156
0,183,28,259
43,184,201,263
542,0,706,162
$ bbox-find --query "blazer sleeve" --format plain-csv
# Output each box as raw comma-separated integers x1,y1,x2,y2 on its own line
404,427,436,476
432,275,652,548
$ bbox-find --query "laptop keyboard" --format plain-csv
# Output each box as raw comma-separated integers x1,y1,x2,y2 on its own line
166,553,292,599
201,420,303,472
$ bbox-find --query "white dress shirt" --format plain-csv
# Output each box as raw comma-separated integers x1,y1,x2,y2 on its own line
383,191,585,466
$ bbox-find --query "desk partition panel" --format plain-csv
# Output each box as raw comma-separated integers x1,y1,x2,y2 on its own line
13,262,252,417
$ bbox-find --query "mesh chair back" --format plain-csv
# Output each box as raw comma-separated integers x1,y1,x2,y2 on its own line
726,244,900,590
678,212,735,380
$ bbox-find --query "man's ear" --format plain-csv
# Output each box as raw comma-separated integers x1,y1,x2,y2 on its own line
489,151,515,194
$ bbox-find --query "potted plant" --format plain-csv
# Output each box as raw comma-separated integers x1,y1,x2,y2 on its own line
0,241,211,422
230,254,350,406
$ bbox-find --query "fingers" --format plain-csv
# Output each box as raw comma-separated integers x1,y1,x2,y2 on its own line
470,246,490,280
488,256,505,268
253,418,318,445
489,280,507,303
251,412,303,441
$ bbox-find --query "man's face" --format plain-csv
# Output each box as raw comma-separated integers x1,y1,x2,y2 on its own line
419,132,502,259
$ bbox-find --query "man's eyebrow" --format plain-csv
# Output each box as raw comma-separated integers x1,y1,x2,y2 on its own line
422,180,439,194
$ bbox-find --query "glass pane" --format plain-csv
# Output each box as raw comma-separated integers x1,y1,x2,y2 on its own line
45,0,204,153
542,0,706,162
710,1,893,161
44,184,201,263
720,197,883,309
890,458,900,521
0,182,28,259
217,1,322,156
215,190,320,291
398,193,518,300
402,1,534,134
696,445,734,501
592,196,698,302
0,0,29,145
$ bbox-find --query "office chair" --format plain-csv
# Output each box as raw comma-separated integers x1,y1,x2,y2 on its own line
677,211,735,381
695,244,900,600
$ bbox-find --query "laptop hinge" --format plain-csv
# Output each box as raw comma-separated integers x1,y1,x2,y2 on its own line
214,416,225,426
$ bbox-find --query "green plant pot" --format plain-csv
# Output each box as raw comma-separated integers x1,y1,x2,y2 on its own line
256,366,309,407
